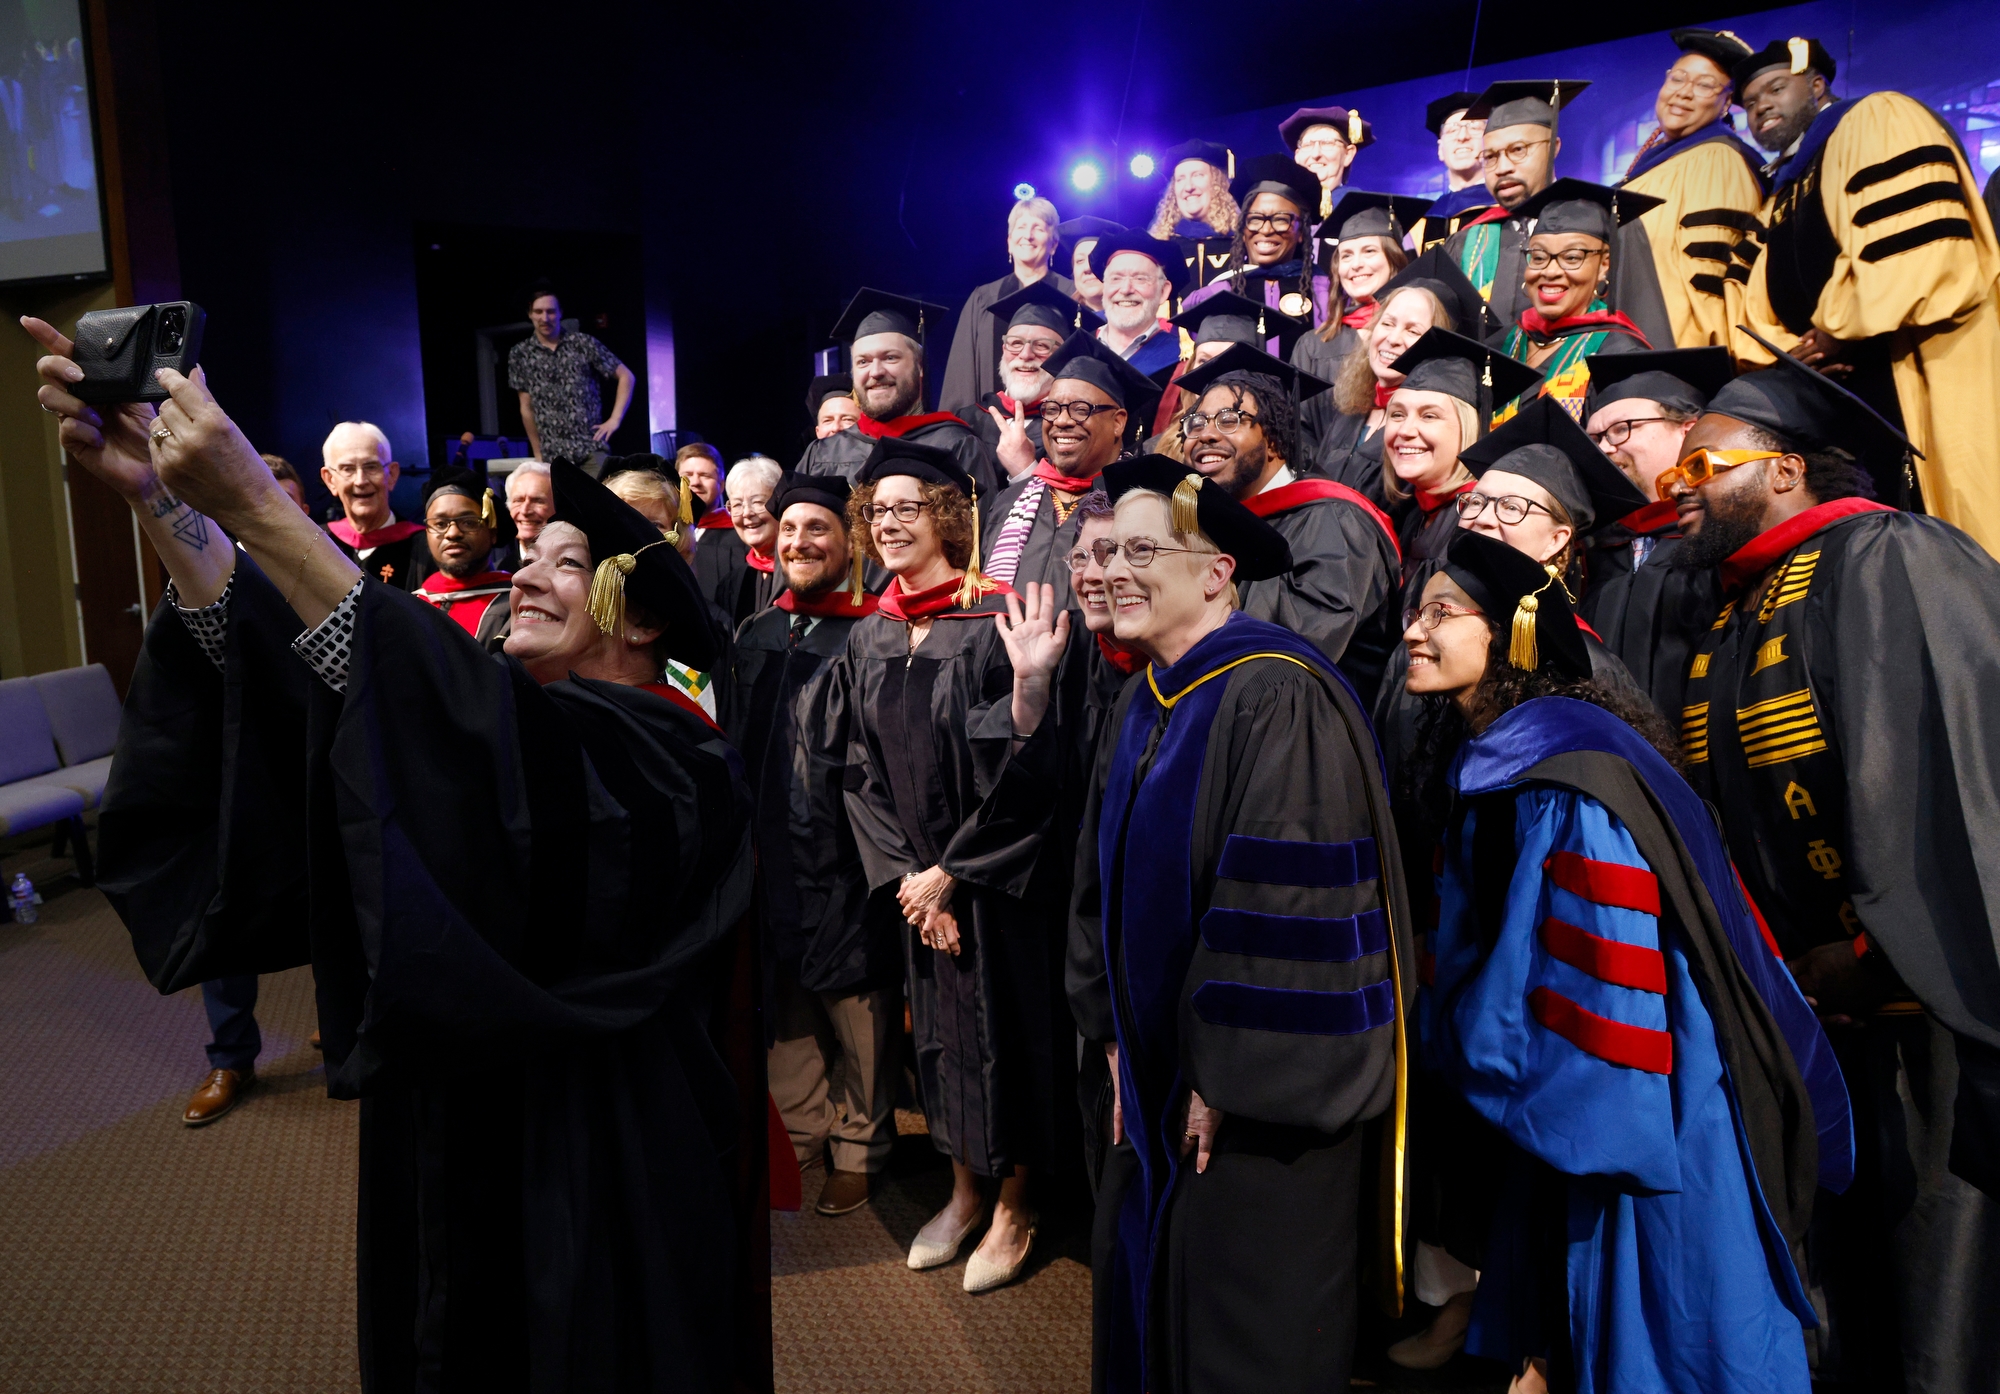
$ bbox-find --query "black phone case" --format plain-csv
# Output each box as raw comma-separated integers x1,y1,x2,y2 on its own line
70,302,206,405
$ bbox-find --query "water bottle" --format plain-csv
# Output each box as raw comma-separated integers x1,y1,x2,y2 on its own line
7,872,37,925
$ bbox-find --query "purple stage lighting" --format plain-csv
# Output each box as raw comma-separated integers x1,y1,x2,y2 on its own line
1069,160,1102,192
1129,152,1155,178
1013,182,1036,200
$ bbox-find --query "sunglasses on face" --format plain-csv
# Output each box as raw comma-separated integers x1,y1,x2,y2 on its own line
1654,448,1786,501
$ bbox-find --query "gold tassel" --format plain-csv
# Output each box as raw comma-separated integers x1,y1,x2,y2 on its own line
1171,474,1203,536
480,488,497,529
585,538,669,638
1348,109,1362,145
1226,149,1235,181
1550,79,1562,143
1320,186,1332,219
1507,566,1563,672
956,481,990,609
1788,37,1809,74
663,475,695,547
848,543,866,607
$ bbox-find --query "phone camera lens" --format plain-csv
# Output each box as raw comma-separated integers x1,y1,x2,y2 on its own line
157,307,185,354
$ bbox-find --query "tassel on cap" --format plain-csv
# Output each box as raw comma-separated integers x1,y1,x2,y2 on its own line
956,481,991,609
480,488,497,529
1348,109,1362,145
663,475,695,547
848,544,867,606
586,538,670,638
1788,37,1809,74
1550,80,1562,142
1171,474,1204,537
1507,565,1563,672
1226,149,1235,180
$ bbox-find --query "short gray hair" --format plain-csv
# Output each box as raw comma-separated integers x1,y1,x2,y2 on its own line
322,420,391,465
727,455,783,498
1009,196,1060,244
505,460,551,497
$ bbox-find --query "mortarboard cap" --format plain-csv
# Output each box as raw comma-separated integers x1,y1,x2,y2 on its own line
1087,229,1192,294
421,460,498,526
767,470,852,522
1175,340,1332,406
1425,90,1484,135
1229,154,1321,220
855,435,976,496
1277,105,1376,152
1670,27,1756,77
549,460,720,669
1441,526,1591,681
987,277,1104,336
1705,326,1917,463
1732,36,1836,91
1043,329,1165,438
1378,247,1498,341
1057,215,1126,244
807,373,855,418
1511,177,1663,241
1467,79,1592,134
1162,139,1234,179
829,287,949,346
1458,394,1646,534
1322,189,1433,244
1102,456,1294,583
1584,347,1734,416
1388,327,1542,414
1172,290,1312,359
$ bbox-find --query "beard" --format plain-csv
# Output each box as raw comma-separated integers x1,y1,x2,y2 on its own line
1671,489,1765,570
1755,103,1818,154
438,547,492,580
1206,443,1269,501
860,376,922,421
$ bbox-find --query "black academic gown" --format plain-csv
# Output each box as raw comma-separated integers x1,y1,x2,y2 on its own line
1293,325,1360,469
1683,504,2000,1391
940,272,1077,415
331,526,425,591
837,589,1073,1177
795,418,1007,500
1578,501,1720,719
99,559,757,1394
1240,482,1402,705
694,528,782,632
1313,411,1387,509
1069,613,1413,1394
723,601,899,1000
966,391,1047,459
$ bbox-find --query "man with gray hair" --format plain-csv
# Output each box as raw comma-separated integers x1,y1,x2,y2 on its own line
696,454,787,628
497,460,554,570
940,194,1073,411
321,420,425,588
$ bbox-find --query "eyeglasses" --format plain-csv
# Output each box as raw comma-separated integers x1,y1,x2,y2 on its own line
426,515,488,537
1654,448,1785,501
1182,408,1262,434
1294,136,1350,156
1040,400,1121,424
1102,270,1163,291
1524,246,1605,272
861,499,934,524
1587,416,1671,448
327,462,386,481
1403,600,1485,632
1242,211,1301,233
1457,491,1557,525
1080,537,1196,568
1662,68,1729,97
1001,335,1060,360
1478,137,1552,168
726,495,771,515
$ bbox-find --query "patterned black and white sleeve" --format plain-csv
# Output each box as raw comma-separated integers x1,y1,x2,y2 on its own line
167,577,234,672
289,580,364,693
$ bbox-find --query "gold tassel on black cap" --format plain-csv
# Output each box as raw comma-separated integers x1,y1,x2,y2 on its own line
1171,474,1204,537
848,542,867,607
1508,564,1563,672
587,538,671,638
956,481,993,609
480,488,497,529
662,475,695,548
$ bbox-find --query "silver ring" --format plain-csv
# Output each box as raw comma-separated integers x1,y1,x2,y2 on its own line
151,427,173,441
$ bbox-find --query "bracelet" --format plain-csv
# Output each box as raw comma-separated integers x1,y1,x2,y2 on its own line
283,539,314,607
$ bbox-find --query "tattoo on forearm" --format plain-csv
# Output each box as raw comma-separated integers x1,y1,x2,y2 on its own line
145,488,209,552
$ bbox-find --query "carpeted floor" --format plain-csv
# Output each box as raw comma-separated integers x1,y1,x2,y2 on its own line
0,840,1508,1392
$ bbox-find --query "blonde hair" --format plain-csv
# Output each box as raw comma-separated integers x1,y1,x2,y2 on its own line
1147,181,1240,240
1333,286,1456,416
1114,486,1238,609
1009,195,1061,250
1380,395,1481,505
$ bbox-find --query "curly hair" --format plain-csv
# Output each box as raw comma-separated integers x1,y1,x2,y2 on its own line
1398,618,1684,848
1147,180,1240,240
1189,371,1299,467
847,478,976,571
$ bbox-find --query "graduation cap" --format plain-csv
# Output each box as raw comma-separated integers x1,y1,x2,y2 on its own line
1425,90,1483,136
1087,229,1192,293
1057,215,1125,244
599,453,698,546
987,277,1103,336
1510,178,1663,242
829,287,950,345
421,460,499,529
1172,291,1312,359
767,470,851,521
1378,247,1498,341
1706,326,1919,462
1732,36,1836,92
1162,138,1233,179
1321,189,1433,245
855,437,995,607
1277,105,1376,151
1671,27,1756,77
807,374,854,418
1441,526,1591,680
549,460,719,669
1387,327,1543,417
1465,79,1592,137
1584,347,1734,416
1043,329,1165,439
1101,456,1294,583
1458,394,1647,534
1229,154,1320,220
1175,340,1333,407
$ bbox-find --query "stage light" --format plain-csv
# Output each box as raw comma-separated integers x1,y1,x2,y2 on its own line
1013,182,1036,201
1070,160,1102,192
1129,152,1155,178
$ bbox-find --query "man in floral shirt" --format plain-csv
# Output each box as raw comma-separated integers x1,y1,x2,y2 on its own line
507,283,635,468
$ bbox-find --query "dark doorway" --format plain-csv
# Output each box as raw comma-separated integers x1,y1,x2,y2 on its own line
412,223,651,466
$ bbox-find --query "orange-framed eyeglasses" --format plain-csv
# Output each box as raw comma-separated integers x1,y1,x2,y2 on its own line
1654,448,1787,501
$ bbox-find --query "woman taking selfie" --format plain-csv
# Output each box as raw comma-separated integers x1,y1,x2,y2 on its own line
1399,527,1850,1394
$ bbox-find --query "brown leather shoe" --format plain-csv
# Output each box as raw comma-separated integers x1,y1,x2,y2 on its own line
309,1030,322,1051
182,1068,251,1126
815,1168,874,1216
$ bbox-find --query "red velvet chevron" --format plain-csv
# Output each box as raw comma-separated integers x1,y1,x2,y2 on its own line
1538,917,1667,994
1545,851,1660,916
1529,986,1673,1074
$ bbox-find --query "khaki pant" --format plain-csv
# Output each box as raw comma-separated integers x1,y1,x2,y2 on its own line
767,968,899,1174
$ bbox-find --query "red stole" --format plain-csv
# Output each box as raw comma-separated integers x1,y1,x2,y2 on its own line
876,571,1015,621
856,411,966,439
773,587,881,618
327,518,423,550
696,508,733,530
1516,307,1650,345
1030,459,1098,493
745,548,776,574
1343,298,1376,330
1243,478,1402,562
1718,498,1896,592
640,681,724,734
1416,479,1476,515
1463,204,1511,229
1617,499,1680,536
1096,633,1145,675
415,571,511,637
1372,381,1395,410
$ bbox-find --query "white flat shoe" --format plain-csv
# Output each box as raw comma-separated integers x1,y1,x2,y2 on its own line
907,1207,983,1270
963,1220,1036,1293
